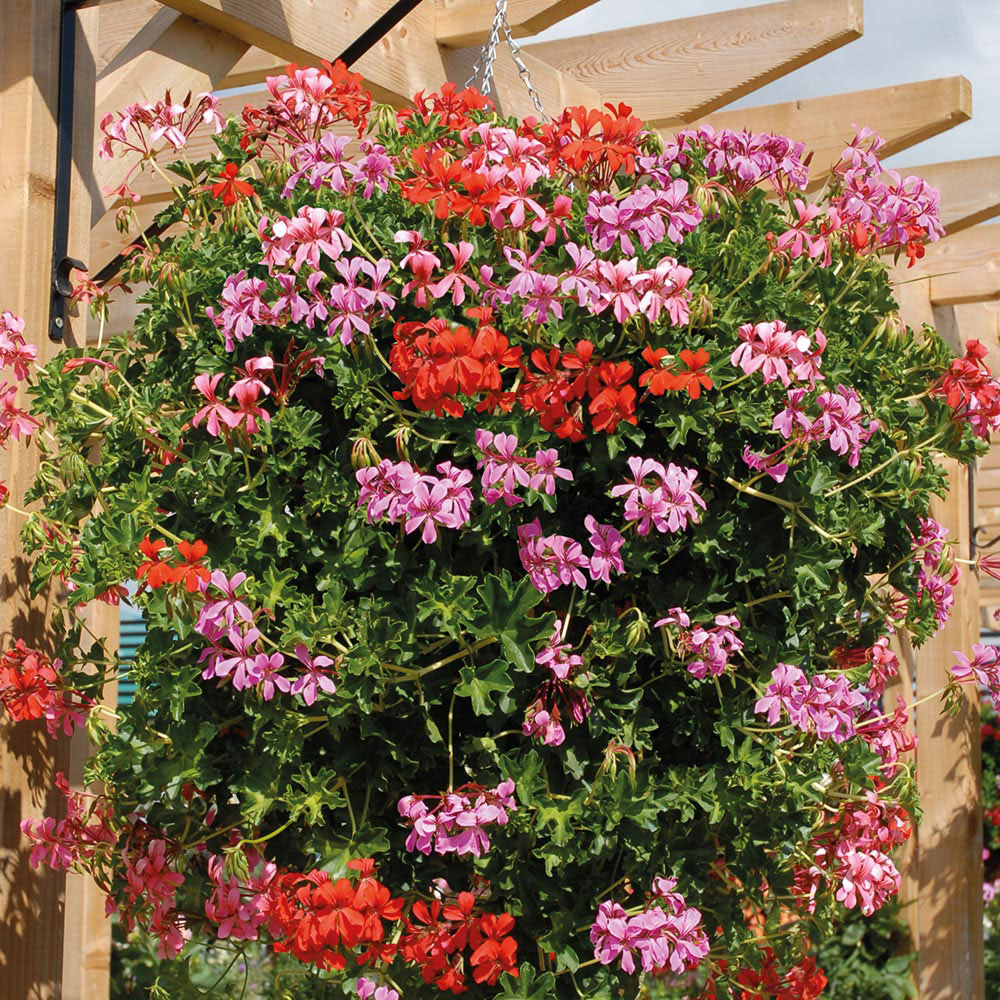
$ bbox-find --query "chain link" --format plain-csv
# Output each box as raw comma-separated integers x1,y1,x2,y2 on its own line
464,0,549,122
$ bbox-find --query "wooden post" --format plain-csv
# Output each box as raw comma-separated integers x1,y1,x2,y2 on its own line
0,1,70,996
915,460,984,999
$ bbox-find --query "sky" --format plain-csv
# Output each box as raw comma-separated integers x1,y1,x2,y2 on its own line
526,0,1000,168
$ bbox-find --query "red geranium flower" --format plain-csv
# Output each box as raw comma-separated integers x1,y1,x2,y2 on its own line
211,163,254,206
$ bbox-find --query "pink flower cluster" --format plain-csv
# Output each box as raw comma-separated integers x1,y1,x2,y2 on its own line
523,619,591,746
755,663,868,743
0,311,39,448
517,516,624,594
208,251,396,351
192,356,274,437
857,695,914,775
196,570,336,703
951,643,1000,709
21,772,115,872
122,839,187,956
356,458,474,543
99,93,223,160
397,780,516,858
475,429,572,506
205,850,278,941
654,608,743,679
585,180,703,254
746,382,880,481
774,128,944,268
357,977,400,1000
590,876,709,975
667,125,810,194
730,321,825,388
611,457,706,536
832,127,944,249
284,135,395,199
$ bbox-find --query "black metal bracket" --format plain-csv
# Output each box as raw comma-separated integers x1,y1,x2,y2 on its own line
49,0,89,342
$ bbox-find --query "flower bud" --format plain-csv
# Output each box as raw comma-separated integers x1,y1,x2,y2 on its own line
641,130,664,157
693,183,716,217
394,424,411,461
373,102,400,136
623,607,650,650
350,435,378,470
874,311,907,348
691,289,713,326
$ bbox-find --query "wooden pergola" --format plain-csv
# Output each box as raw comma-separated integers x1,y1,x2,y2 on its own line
0,1,993,996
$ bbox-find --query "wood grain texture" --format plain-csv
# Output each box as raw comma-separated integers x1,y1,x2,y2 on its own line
436,0,601,48
895,157,1000,235
688,76,972,188
907,225,1000,306
525,0,863,126
95,0,162,73
917,460,984,1000
92,8,249,224
0,1,75,995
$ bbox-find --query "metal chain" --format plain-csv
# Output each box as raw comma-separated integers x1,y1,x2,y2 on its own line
464,0,549,122
464,0,505,93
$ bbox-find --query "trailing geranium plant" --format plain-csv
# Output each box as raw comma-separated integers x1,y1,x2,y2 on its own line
1,62,996,999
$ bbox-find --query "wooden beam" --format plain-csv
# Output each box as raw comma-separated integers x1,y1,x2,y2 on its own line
92,8,249,225
908,225,1000,306
0,0,81,993
691,76,972,187
95,0,162,74
159,0,602,114
915,468,983,997
436,0,600,48
525,0,863,127
891,157,1000,236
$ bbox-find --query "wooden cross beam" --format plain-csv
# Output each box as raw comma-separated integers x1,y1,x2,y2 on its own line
156,0,601,115
435,0,601,48
907,225,1000,306
524,0,864,127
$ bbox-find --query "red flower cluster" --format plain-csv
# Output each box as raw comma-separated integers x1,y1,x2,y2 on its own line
400,145,503,225
399,891,518,992
932,339,1000,439
736,951,827,1000
701,950,826,1000
987,806,1000,828
640,347,714,399
390,312,521,417
534,102,648,188
0,640,58,721
398,82,494,132
270,859,404,970
520,340,635,438
983,721,1000,741
136,536,209,592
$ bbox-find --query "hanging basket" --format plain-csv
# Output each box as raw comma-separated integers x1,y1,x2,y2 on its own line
3,59,995,999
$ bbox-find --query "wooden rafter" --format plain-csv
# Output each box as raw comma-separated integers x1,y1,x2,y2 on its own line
908,224,1000,306
893,156,1000,235
92,8,249,224
435,0,601,48
157,0,600,114
525,0,863,127
691,76,972,186
95,0,162,73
